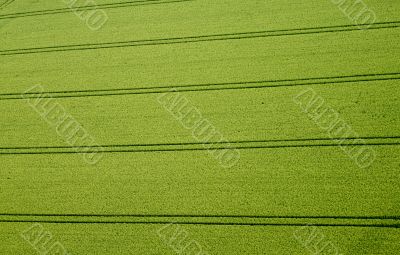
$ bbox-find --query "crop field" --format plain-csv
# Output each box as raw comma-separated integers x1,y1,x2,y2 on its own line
0,0,399,254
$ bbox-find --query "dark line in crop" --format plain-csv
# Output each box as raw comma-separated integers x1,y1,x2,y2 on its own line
0,0,15,10
2,21,400,52
1,74,400,101
2,25,398,55
0,142,398,155
0,1,8,9
0,21,398,56
3,72,400,96
0,136,399,150
0,219,398,228
0,0,193,20
0,21,396,52
1,213,399,220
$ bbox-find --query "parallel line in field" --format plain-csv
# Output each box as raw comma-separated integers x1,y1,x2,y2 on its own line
1,219,398,228
2,72,399,100
1,136,399,150
0,143,397,155
0,0,193,20
0,0,15,10
1,213,399,220
1,21,398,56
0,137,398,155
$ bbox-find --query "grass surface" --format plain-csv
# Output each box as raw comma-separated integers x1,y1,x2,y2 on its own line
0,0,399,254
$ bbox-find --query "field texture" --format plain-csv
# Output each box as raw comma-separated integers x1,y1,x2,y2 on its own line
0,0,399,254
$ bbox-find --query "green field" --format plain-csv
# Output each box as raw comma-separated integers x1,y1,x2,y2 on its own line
0,0,399,254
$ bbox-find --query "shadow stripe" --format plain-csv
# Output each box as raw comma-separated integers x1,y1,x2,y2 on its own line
1,21,399,56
